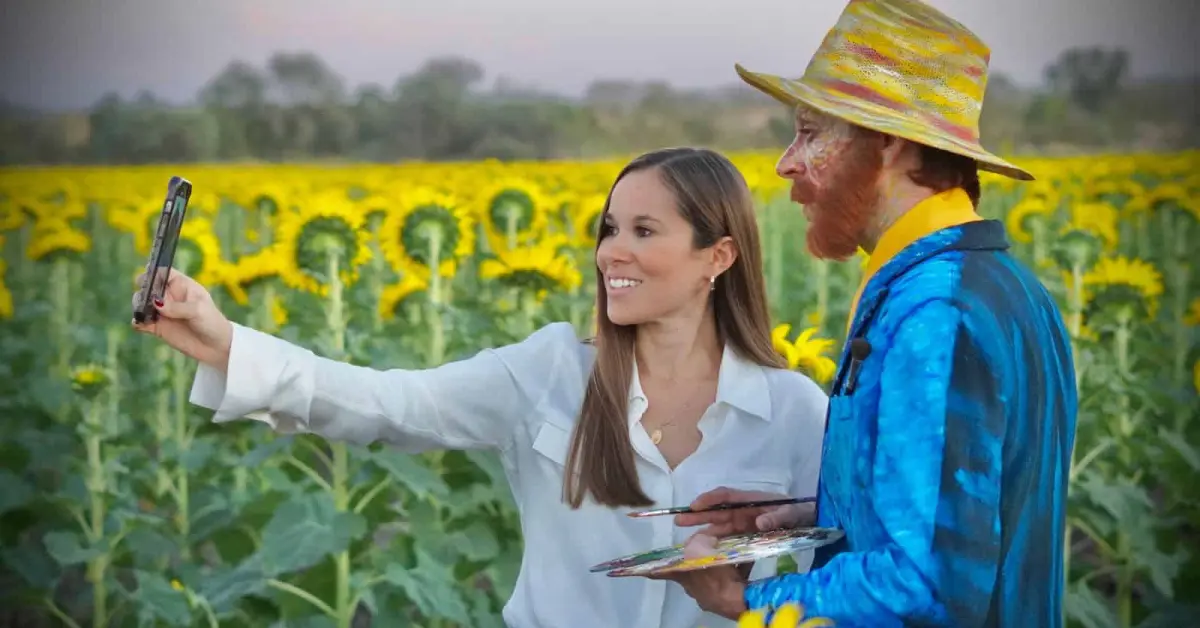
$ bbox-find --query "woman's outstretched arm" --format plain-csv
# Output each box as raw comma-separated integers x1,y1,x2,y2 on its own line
191,321,577,453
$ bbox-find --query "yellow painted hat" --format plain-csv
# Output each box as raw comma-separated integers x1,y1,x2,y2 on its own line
735,0,1033,181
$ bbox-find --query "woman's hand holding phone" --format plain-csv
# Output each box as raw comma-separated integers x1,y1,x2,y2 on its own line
131,269,234,372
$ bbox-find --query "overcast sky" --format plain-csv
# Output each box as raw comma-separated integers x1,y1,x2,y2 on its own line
2,0,1196,110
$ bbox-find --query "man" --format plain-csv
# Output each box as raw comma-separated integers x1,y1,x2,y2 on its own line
659,1,1078,626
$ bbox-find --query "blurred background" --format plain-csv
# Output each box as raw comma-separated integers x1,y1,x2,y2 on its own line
1,0,1198,163
0,1,1197,627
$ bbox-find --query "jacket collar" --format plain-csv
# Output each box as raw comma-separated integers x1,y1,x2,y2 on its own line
847,187,983,328
827,218,1010,398
848,218,1012,340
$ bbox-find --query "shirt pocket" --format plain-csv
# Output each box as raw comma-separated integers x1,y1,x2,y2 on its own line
531,419,571,468
695,471,790,498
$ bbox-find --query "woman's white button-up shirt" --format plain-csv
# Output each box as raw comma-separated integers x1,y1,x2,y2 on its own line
190,321,829,628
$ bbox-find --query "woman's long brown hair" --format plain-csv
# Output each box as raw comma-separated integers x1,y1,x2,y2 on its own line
561,147,786,509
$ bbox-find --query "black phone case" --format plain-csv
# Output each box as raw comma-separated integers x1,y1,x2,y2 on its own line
133,176,192,324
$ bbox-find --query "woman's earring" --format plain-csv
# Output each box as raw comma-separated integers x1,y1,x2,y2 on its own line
709,276,716,291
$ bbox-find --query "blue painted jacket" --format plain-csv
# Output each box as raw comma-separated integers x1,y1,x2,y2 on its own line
745,220,1078,627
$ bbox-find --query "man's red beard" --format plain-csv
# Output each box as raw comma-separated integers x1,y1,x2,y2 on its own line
792,134,884,261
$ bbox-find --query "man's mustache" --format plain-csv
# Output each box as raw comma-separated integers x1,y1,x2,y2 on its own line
790,181,814,204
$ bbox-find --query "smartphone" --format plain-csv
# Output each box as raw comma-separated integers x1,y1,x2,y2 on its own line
133,176,192,324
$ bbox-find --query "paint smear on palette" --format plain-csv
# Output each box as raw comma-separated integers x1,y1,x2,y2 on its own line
588,531,769,573
594,527,845,578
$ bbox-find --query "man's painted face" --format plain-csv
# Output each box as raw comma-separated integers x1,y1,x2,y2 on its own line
776,106,883,261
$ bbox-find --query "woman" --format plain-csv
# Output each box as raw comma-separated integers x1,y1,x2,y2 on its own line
132,147,829,628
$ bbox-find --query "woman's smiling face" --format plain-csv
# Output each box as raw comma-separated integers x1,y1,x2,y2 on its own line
595,168,717,326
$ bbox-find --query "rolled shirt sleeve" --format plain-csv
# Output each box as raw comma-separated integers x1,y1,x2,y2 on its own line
190,321,577,453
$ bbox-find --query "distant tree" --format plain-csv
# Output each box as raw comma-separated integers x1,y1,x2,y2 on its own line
1043,46,1130,114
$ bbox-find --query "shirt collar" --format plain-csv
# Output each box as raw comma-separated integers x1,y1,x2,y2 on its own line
628,342,772,425
846,187,983,330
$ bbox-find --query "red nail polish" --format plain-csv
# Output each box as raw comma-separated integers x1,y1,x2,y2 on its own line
154,299,164,308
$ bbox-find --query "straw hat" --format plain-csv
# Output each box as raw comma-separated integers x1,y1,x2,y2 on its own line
736,0,1033,181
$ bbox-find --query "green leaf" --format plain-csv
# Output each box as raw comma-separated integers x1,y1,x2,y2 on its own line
1130,532,1188,598
369,450,450,500
255,493,368,577
196,558,268,614
181,435,219,471
1158,427,1200,472
239,435,295,466
187,487,239,544
1,544,58,589
0,469,34,515
269,616,336,628
123,526,177,562
463,450,507,489
448,521,500,563
128,569,192,626
379,548,471,624
43,530,104,566
1077,472,1153,528
1065,581,1119,628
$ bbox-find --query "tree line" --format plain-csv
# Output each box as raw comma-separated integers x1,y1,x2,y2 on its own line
0,46,1195,166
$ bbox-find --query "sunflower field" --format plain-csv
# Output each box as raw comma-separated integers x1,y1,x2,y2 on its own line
0,150,1197,628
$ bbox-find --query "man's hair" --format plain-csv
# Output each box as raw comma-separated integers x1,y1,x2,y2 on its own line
906,144,981,208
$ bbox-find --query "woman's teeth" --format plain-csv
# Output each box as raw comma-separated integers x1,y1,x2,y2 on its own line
608,278,641,289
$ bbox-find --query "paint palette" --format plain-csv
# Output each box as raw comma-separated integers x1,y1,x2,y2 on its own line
590,527,844,578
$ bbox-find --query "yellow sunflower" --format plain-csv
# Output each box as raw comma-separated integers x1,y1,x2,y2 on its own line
1185,297,1200,327
737,602,833,628
0,235,11,319
378,186,475,280
1051,201,1119,271
479,235,582,295
173,216,226,286
26,217,91,262
274,191,372,295
378,273,429,321
235,182,294,215
70,363,110,400
1081,256,1165,321
215,244,287,306
1004,197,1054,245
772,324,837,385
569,193,608,248
1125,181,1191,216
0,200,25,231
475,177,552,251
1086,177,1143,210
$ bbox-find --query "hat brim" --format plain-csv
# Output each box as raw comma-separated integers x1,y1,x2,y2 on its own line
735,64,1035,182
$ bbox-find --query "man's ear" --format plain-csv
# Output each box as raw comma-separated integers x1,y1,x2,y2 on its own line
880,135,914,169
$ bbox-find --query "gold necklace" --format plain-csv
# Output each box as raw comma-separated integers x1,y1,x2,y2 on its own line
650,421,676,445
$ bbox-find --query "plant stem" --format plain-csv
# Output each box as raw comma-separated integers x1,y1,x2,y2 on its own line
51,256,72,382
768,200,783,313
1169,218,1190,406
325,251,353,628
1114,309,1133,628
84,399,108,628
1062,261,1086,592
426,225,445,365
172,351,192,558
1031,217,1047,268
815,259,829,335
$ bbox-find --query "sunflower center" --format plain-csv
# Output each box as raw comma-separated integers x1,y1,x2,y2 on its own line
295,216,358,281
401,205,461,266
1052,231,1101,271
489,190,535,234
